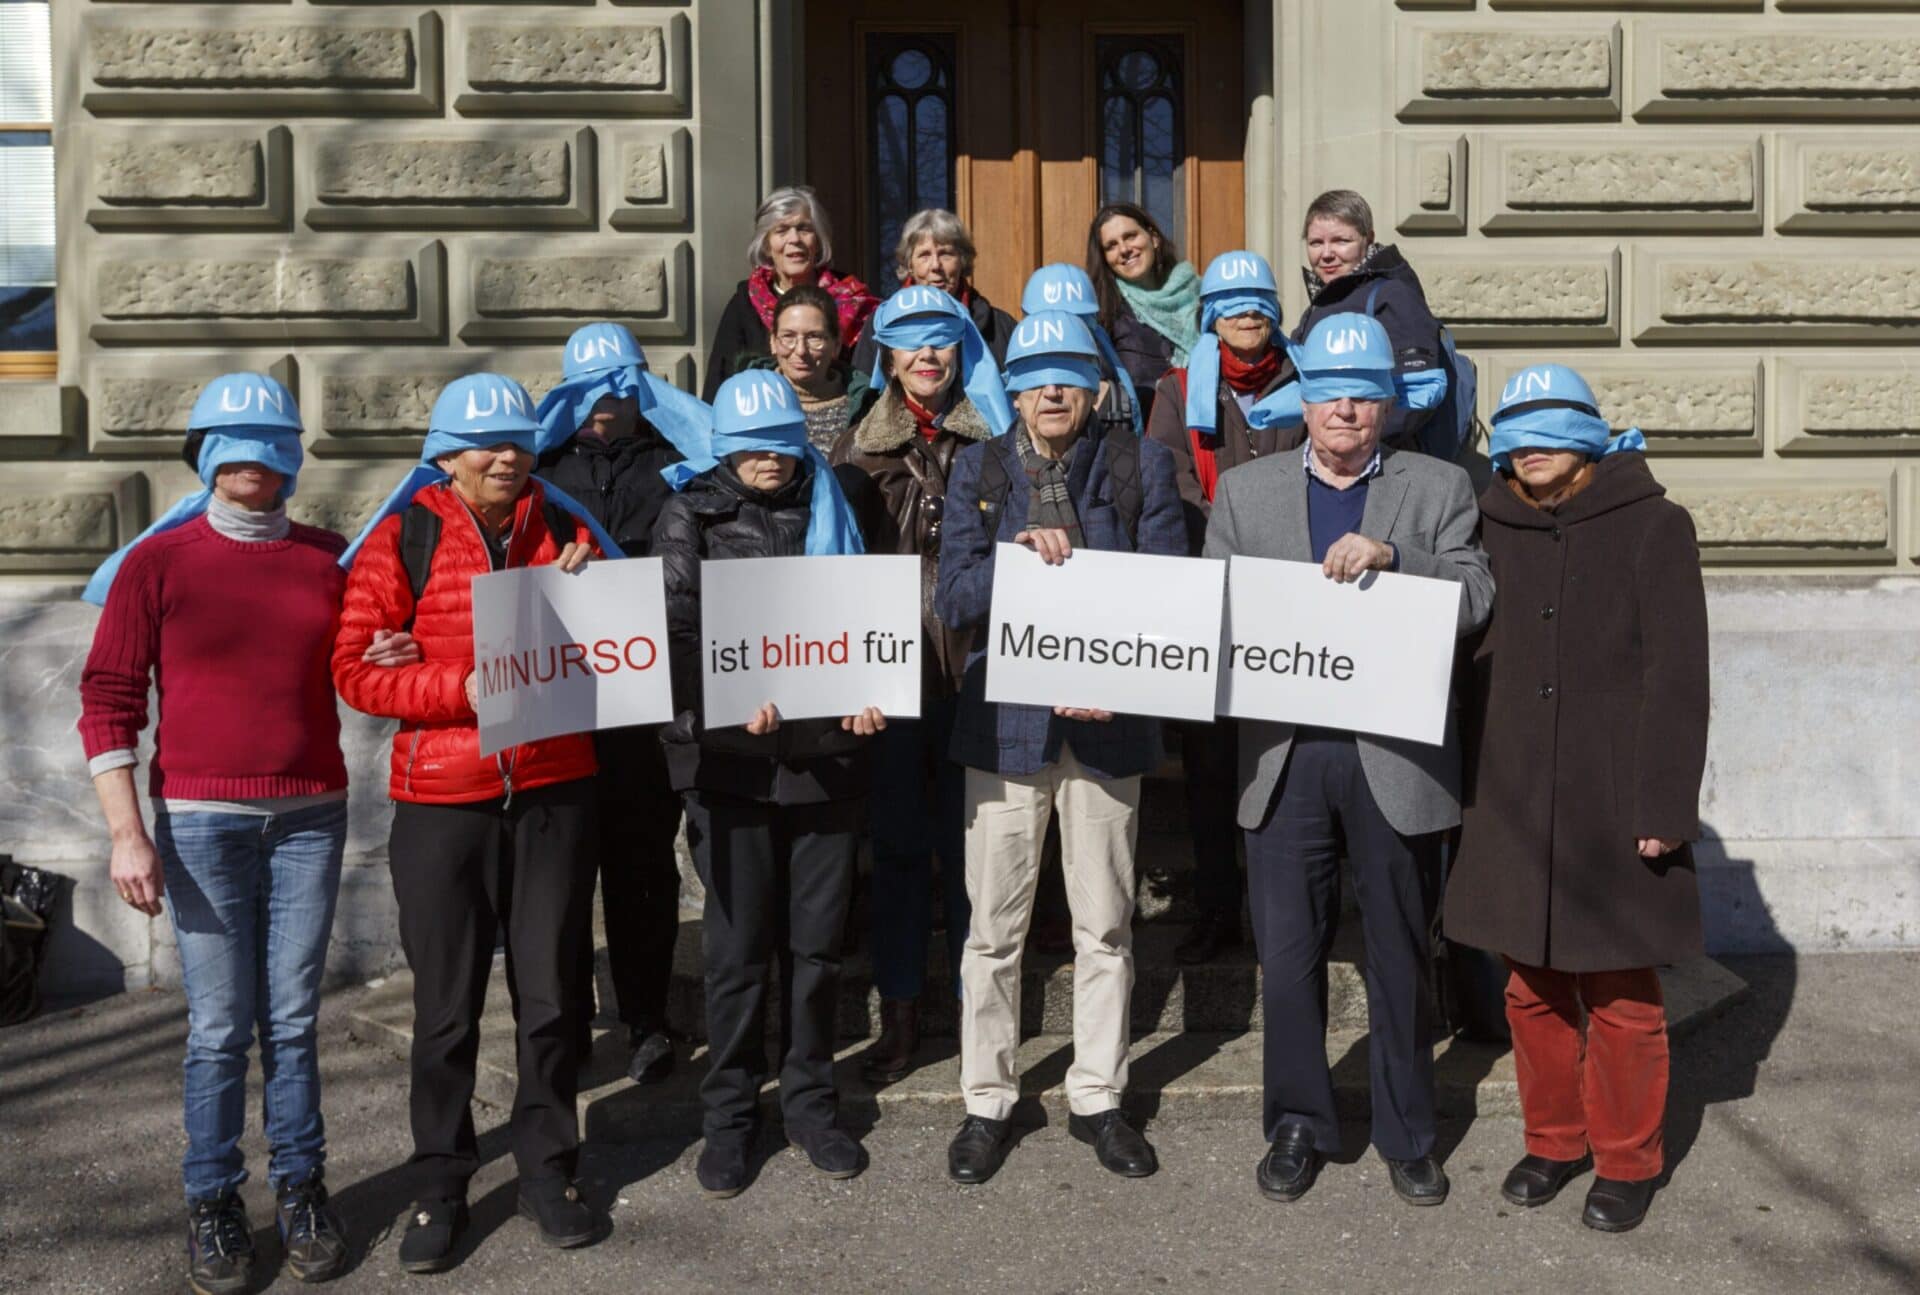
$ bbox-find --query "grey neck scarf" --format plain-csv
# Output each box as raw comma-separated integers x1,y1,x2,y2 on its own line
206,495,290,543
1014,423,1084,547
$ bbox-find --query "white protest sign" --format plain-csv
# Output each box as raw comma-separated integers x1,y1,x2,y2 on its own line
700,555,921,728
1220,556,1461,746
471,558,674,757
985,544,1226,722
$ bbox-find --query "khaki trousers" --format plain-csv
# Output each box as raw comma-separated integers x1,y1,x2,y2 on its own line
959,746,1141,1120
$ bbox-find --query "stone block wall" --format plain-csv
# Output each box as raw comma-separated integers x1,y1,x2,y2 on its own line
13,0,761,996
1361,2,1920,572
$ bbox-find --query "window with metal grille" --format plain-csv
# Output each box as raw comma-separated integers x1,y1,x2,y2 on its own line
866,33,955,295
1096,35,1185,250
1,0,54,374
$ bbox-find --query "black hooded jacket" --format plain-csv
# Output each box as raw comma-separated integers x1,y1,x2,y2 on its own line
537,417,685,557
1292,243,1446,451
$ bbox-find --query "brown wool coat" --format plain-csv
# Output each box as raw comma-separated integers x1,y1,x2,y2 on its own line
829,383,993,699
1445,453,1710,972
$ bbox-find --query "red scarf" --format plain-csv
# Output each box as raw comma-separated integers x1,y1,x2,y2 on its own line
747,265,880,353
1179,343,1282,503
902,391,943,442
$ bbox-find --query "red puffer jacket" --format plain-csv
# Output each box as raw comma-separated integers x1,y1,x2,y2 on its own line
332,480,598,804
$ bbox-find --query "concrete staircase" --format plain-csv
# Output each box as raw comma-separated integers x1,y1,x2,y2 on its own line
346,772,1751,1136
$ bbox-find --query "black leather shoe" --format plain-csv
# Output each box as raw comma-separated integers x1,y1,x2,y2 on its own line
947,1115,1011,1185
1255,1126,1319,1202
1387,1154,1451,1206
627,1029,676,1086
1582,1176,1656,1233
1068,1110,1158,1178
1174,910,1243,965
517,1178,602,1249
1502,1153,1592,1207
397,1198,466,1275
790,1127,865,1179
696,1139,750,1199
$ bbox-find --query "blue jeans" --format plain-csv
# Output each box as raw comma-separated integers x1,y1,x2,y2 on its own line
156,801,347,1202
868,695,969,1000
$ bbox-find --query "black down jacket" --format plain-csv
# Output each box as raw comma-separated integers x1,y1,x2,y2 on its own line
536,416,685,557
650,459,878,804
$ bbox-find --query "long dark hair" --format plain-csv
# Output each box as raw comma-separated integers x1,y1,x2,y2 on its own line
1085,202,1180,329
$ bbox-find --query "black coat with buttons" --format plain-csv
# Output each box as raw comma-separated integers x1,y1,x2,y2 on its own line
1445,453,1710,972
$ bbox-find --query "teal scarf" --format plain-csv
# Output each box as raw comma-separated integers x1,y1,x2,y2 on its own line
1115,261,1202,365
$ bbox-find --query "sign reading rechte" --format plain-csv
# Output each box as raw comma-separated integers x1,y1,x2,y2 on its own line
701,555,922,728
471,558,674,757
986,544,1226,722
1219,556,1462,746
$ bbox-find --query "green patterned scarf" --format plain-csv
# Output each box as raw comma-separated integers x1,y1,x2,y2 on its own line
1115,260,1202,365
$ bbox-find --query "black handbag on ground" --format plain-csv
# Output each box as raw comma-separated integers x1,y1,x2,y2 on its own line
1,857,59,1027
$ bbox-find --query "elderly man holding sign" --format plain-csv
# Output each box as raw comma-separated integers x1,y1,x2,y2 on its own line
934,311,1186,1186
1207,315,1493,1208
653,370,880,1198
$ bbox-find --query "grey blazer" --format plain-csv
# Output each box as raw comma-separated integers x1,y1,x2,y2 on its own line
1203,447,1495,837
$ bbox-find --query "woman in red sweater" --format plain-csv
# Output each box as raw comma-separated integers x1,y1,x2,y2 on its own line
79,373,352,1295
331,373,614,1274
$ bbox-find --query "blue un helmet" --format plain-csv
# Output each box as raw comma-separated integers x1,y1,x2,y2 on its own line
1002,311,1105,393
341,372,622,568
82,372,309,606
534,321,711,459
1246,313,1399,432
867,285,1014,434
1186,250,1283,433
1020,263,1100,318
1488,363,1645,472
663,371,865,556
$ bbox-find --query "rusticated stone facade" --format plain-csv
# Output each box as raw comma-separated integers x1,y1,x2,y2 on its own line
9,1,1920,993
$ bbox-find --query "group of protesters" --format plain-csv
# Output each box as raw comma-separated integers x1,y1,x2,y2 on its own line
78,184,1709,1292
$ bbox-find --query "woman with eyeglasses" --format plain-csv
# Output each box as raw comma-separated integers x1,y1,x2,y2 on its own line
760,284,871,454
828,285,1014,1086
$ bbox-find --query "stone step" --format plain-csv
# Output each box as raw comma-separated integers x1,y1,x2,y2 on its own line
343,958,1747,1139
602,911,1373,1038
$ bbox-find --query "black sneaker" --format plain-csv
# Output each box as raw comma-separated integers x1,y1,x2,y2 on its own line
396,1198,466,1276
276,1172,349,1282
186,1192,255,1295
627,1028,676,1085
517,1178,603,1249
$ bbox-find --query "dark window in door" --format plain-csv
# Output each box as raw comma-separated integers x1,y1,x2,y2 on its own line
866,33,955,294
1096,35,1185,250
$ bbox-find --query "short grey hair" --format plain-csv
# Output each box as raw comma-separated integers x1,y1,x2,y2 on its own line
1301,189,1376,242
748,186,835,271
894,208,976,282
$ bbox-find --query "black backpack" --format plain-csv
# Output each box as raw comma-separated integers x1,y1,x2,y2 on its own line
975,428,1144,548
1,858,58,1028
396,498,575,624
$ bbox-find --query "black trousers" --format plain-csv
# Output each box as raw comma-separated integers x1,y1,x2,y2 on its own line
683,791,859,1142
575,726,683,1033
1244,732,1441,1159
1178,717,1244,917
388,781,597,1199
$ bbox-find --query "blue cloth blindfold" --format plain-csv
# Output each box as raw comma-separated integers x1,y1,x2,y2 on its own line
338,425,624,569
868,308,1015,436
660,422,865,557
1004,356,1103,394
1488,403,1646,473
83,428,305,607
533,363,713,462
1184,293,1282,434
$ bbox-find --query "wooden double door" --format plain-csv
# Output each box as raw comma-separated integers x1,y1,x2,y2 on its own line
803,0,1248,309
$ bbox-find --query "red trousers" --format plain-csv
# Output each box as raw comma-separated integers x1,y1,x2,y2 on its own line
1504,960,1668,1182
